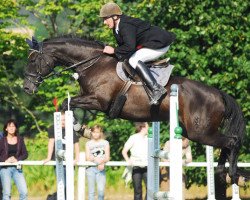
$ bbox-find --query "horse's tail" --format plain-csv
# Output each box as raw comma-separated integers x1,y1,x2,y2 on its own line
220,91,246,143
220,91,250,182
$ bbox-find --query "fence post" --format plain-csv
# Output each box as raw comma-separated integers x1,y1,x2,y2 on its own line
232,184,241,200
206,146,216,200
147,122,160,200
78,152,86,200
169,84,183,200
65,110,74,199
54,112,65,200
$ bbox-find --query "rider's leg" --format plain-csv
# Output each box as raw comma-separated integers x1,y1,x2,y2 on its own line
128,46,170,69
128,46,170,105
135,61,167,105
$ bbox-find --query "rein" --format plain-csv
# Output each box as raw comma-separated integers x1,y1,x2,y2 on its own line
25,47,102,85
45,54,102,79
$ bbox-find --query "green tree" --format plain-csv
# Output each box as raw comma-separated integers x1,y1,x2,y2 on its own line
1,0,249,191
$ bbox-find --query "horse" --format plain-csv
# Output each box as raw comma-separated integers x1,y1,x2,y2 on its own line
23,36,248,184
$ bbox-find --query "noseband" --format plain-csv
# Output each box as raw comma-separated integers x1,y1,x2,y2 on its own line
25,43,102,85
24,49,54,85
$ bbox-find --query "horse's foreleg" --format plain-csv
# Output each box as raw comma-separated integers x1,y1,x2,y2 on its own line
62,94,105,111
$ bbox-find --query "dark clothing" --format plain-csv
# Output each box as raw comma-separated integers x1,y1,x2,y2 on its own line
132,167,147,200
0,136,28,162
8,143,17,157
114,15,176,61
48,126,79,160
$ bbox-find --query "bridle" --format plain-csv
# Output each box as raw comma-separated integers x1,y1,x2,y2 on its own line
24,43,102,86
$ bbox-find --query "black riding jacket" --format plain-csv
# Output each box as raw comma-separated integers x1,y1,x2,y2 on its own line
113,15,176,61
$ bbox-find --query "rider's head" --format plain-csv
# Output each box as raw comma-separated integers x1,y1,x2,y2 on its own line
99,2,122,29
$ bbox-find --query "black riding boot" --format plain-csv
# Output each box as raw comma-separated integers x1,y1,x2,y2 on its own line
136,60,167,105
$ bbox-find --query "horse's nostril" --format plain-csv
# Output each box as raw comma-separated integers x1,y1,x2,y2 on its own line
24,87,32,94
24,87,29,91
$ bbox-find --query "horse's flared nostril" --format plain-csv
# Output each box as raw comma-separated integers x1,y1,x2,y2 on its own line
24,87,32,94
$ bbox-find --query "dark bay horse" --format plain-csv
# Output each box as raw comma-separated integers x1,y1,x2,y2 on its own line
23,36,247,184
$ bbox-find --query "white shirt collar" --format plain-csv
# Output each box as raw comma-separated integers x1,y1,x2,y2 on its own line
115,19,120,34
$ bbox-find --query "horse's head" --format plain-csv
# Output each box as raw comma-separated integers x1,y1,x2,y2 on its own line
23,37,55,94
23,36,108,95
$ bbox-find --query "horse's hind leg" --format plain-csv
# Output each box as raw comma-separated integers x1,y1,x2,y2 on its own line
227,136,241,184
215,135,241,184
188,130,241,184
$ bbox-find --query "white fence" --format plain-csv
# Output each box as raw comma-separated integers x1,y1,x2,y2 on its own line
0,156,249,200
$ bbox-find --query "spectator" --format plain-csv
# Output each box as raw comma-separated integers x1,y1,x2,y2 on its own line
160,137,192,197
43,112,80,195
0,119,28,200
85,125,110,200
122,122,148,200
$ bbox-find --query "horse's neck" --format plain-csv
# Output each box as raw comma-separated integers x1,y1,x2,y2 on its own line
46,43,98,64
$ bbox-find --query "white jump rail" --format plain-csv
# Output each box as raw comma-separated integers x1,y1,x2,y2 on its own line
2,160,250,167
0,160,249,200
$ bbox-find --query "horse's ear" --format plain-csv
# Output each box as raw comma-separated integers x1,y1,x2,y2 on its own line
30,36,40,51
32,36,38,43
26,38,33,49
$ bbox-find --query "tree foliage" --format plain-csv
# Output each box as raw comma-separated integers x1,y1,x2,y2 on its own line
0,0,249,189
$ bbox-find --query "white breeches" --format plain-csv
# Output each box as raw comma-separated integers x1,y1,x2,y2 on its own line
129,45,170,69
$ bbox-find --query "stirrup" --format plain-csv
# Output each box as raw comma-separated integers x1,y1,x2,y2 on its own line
149,87,167,105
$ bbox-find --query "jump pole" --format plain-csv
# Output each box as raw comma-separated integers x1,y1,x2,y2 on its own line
147,84,183,200
54,93,74,200
206,146,241,200
65,109,74,199
54,112,65,200
206,145,216,200
169,84,183,200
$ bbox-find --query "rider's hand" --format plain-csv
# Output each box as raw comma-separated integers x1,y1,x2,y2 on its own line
103,46,115,54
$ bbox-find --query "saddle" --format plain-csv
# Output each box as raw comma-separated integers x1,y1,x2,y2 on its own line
122,58,171,82
109,58,174,118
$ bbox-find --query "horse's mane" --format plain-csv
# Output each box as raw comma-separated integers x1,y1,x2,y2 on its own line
43,34,105,49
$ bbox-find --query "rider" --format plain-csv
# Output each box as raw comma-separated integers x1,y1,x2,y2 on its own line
100,2,175,105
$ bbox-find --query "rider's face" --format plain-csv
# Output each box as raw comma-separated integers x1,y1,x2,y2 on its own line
103,17,115,29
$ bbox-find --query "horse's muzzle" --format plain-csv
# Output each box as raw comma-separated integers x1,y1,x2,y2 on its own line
23,80,38,94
